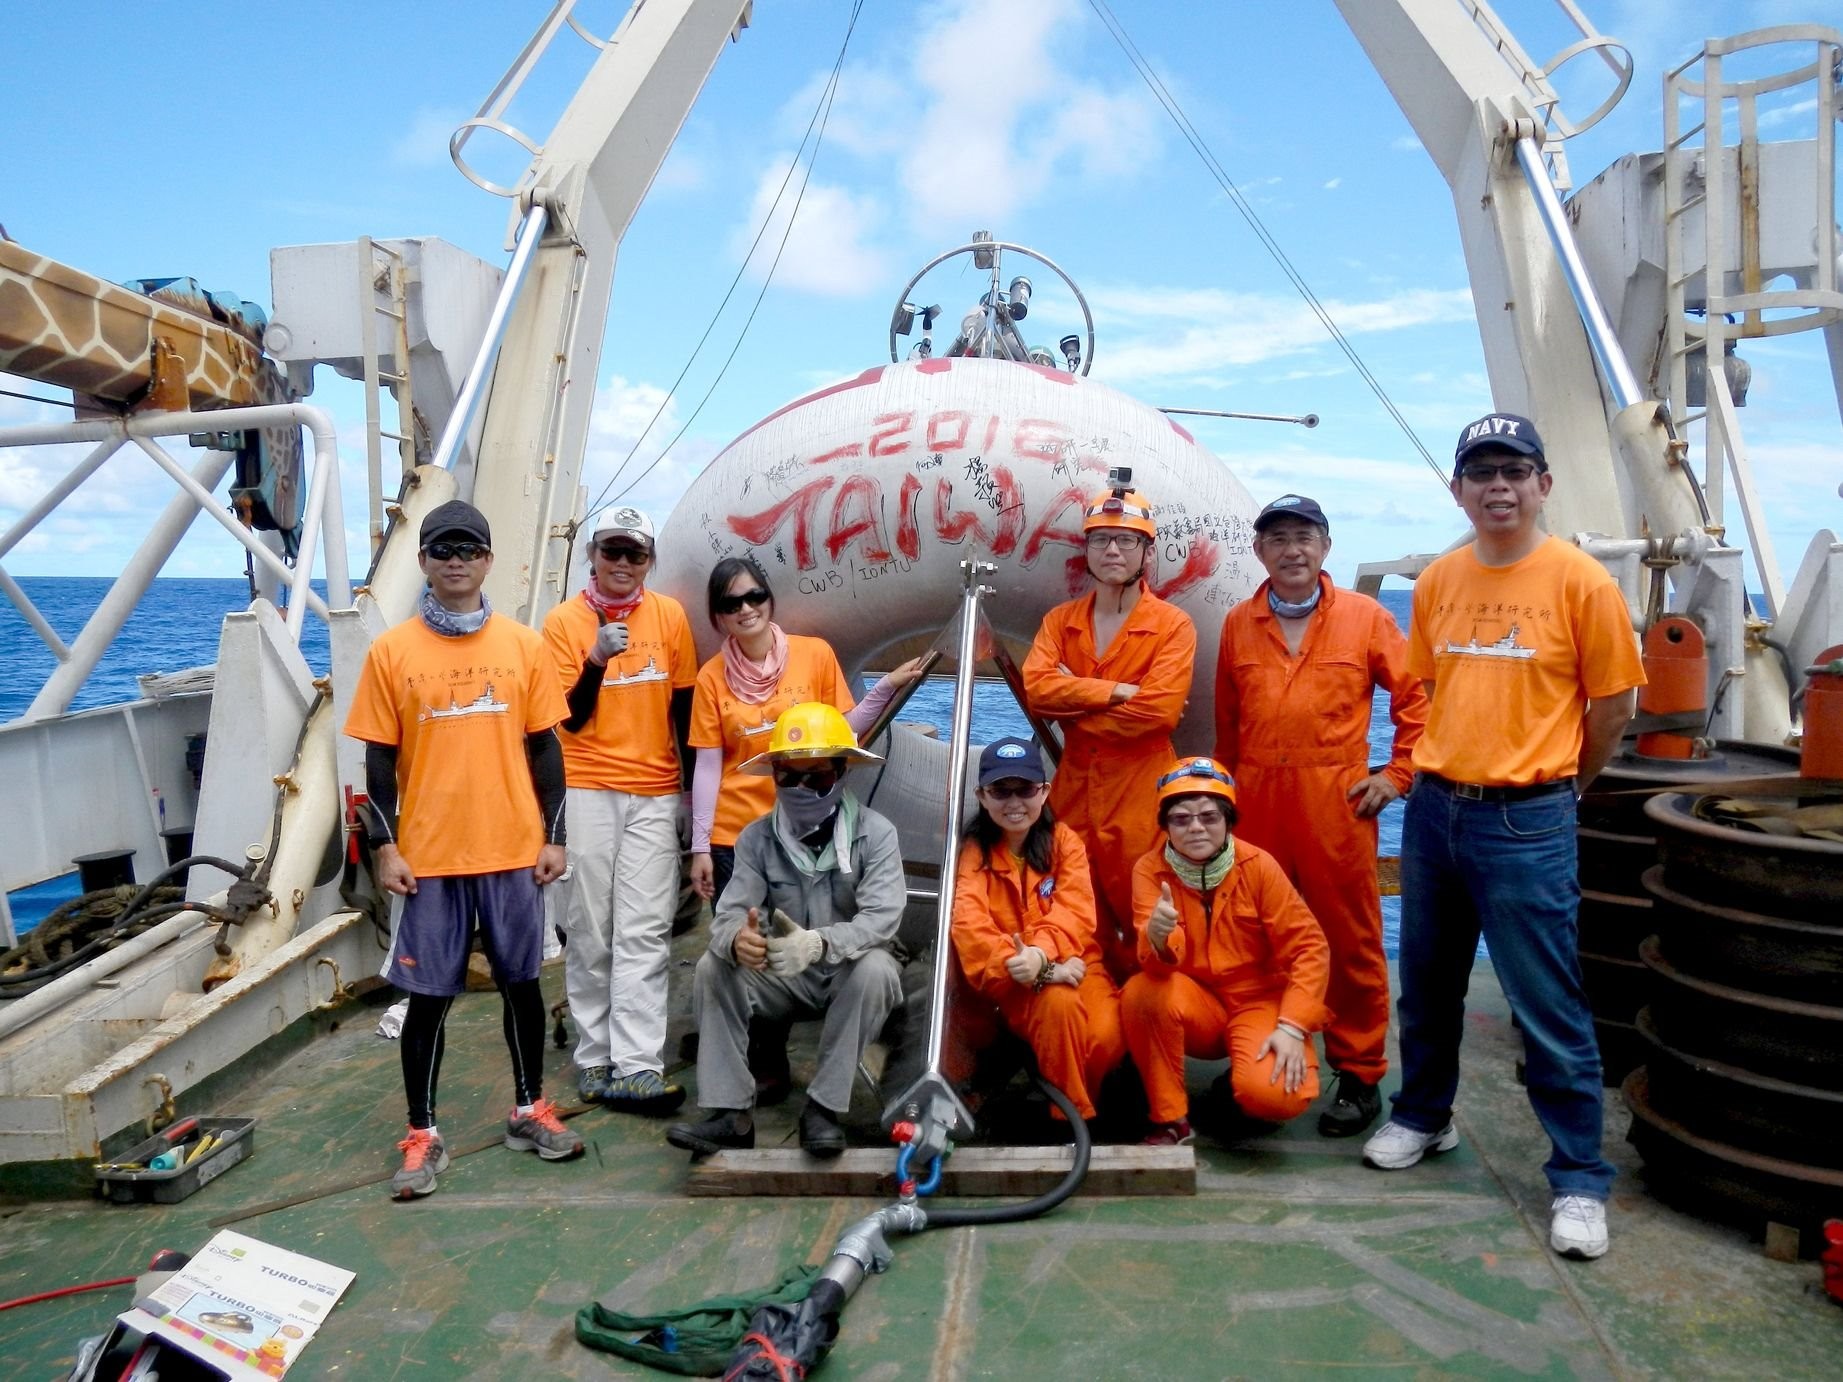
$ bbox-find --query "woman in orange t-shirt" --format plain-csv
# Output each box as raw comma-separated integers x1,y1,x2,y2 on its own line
951,737,1124,1122
687,555,924,905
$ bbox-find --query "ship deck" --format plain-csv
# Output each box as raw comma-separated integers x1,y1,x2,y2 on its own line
4,927,1841,1380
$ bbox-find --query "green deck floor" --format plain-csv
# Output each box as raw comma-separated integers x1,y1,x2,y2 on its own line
4,932,1841,1379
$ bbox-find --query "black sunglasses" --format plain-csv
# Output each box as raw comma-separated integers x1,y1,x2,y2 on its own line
715,587,772,616
597,542,650,564
773,763,842,791
425,541,490,562
982,780,1046,801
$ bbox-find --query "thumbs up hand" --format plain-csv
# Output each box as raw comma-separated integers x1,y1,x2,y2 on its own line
765,910,824,977
1147,881,1180,950
734,907,769,970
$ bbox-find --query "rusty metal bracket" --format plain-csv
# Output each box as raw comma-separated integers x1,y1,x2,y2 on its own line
314,957,355,1011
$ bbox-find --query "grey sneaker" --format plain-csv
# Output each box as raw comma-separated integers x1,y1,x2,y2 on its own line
602,1069,687,1115
391,1127,449,1199
1362,1119,1459,1170
504,1098,584,1161
577,1064,613,1102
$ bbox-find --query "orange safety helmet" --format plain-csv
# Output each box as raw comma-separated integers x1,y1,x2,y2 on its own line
1155,757,1238,809
1081,486,1157,541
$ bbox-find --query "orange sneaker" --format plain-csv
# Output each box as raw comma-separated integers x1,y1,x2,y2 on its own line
391,1127,448,1198
504,1097,584,1161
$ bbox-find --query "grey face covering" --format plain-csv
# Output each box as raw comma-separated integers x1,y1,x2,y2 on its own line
776,781,845,837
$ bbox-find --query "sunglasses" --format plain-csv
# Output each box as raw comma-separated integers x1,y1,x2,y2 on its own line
1167,809,1225,830
982,780,1046,801
1459,461,1540,484
597,543,650,564
774,763,842,792
425,541,490,562
715,587,772,616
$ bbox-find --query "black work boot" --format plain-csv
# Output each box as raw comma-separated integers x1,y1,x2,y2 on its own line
1317,1070,1382,1137
797,1098,847,1158
665,1109,754,1158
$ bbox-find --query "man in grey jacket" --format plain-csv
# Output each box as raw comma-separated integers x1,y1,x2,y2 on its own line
667,703,906,1159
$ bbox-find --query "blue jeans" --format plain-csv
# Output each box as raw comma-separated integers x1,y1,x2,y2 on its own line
1392,775,1613,1199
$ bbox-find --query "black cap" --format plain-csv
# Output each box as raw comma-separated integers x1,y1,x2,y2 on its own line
1453,413,1546,476
420,499,491,548
1252,494,1329,532
977,737,1048,788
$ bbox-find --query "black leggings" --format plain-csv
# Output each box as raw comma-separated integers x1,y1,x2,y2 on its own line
400,978,548,1128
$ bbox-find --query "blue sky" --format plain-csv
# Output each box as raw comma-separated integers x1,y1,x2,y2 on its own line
2,0,1837,595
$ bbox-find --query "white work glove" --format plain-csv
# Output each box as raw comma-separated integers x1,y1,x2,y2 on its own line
590,622,629,665
766,908,825,977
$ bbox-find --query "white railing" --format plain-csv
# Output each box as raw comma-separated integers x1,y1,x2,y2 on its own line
0,402,352,721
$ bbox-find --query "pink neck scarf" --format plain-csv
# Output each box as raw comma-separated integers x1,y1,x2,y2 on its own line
722,623,789,705
584,584,643,622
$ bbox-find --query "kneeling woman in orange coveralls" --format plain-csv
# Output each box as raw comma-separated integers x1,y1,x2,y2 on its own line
1121,758,1332,1144
951,737,1126,1122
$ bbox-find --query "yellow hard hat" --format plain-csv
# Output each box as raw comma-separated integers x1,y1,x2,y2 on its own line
1156,757,1238,809
740,701,883,775
1082,486,1157,540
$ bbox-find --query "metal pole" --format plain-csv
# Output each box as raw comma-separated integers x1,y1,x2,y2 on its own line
0,436,123,559
428,202,552,474
25,447,236,721
1158,408,1319,427
0,564,71,660
922,560,994,1077
127,439,330,624
1512,135,1644,409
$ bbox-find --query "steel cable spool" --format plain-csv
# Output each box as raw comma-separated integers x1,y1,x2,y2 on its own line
1570,741,1799,1083
1625,784,1843,1254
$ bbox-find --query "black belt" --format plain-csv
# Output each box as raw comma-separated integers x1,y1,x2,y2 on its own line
1420,773,1575,802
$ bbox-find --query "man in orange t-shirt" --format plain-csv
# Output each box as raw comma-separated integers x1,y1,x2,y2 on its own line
1361,413,1642,1266
541,505,697,1114
345,499,580,1199
1023,477,1195,982
1214,494,1426,1137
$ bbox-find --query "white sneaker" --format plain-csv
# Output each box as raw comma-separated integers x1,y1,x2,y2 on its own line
1361,1119,1460,1170
1549,1195,1609,1260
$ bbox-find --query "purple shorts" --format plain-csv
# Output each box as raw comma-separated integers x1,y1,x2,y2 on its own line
386,868,545,996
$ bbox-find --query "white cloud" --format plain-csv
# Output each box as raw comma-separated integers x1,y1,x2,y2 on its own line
1390,135,1421,153
1088,282,1477,385
1323,177,1342,190
577,375,720,526
390,107,468,169
730,170,888,297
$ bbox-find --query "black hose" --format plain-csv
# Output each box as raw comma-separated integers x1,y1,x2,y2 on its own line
924,1075,1092,1227
0,855,250,996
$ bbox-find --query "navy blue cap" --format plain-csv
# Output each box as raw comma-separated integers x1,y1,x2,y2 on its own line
1252,494,1329,532
1454,413,1546,475
977,737,1047,788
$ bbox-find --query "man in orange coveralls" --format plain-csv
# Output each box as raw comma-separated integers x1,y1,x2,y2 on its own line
1120,758,1332,1145
1214,494,1426,1137
1023,470,1196,982
951,737,1125,1124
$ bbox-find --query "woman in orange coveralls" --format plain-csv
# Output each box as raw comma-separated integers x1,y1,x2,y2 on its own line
951,737,1125,1122
1121,758,1332,1145
1022,476,1196,982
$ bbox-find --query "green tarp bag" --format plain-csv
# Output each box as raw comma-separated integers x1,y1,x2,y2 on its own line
574,1264,820,1376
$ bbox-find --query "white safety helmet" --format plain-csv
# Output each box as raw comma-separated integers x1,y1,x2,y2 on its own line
588,504,655,550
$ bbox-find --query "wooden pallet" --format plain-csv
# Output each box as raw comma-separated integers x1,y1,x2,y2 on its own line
685,1144,1196,1198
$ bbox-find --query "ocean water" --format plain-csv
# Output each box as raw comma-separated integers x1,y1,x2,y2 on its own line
3,578,1412,951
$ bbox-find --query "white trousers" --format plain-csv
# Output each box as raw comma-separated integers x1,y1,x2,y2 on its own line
561,787,679,1075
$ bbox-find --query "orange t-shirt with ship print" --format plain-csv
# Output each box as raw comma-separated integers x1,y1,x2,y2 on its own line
542,590,698,795
688,635,855,848
1408,536,1644,786
344,614,567,877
